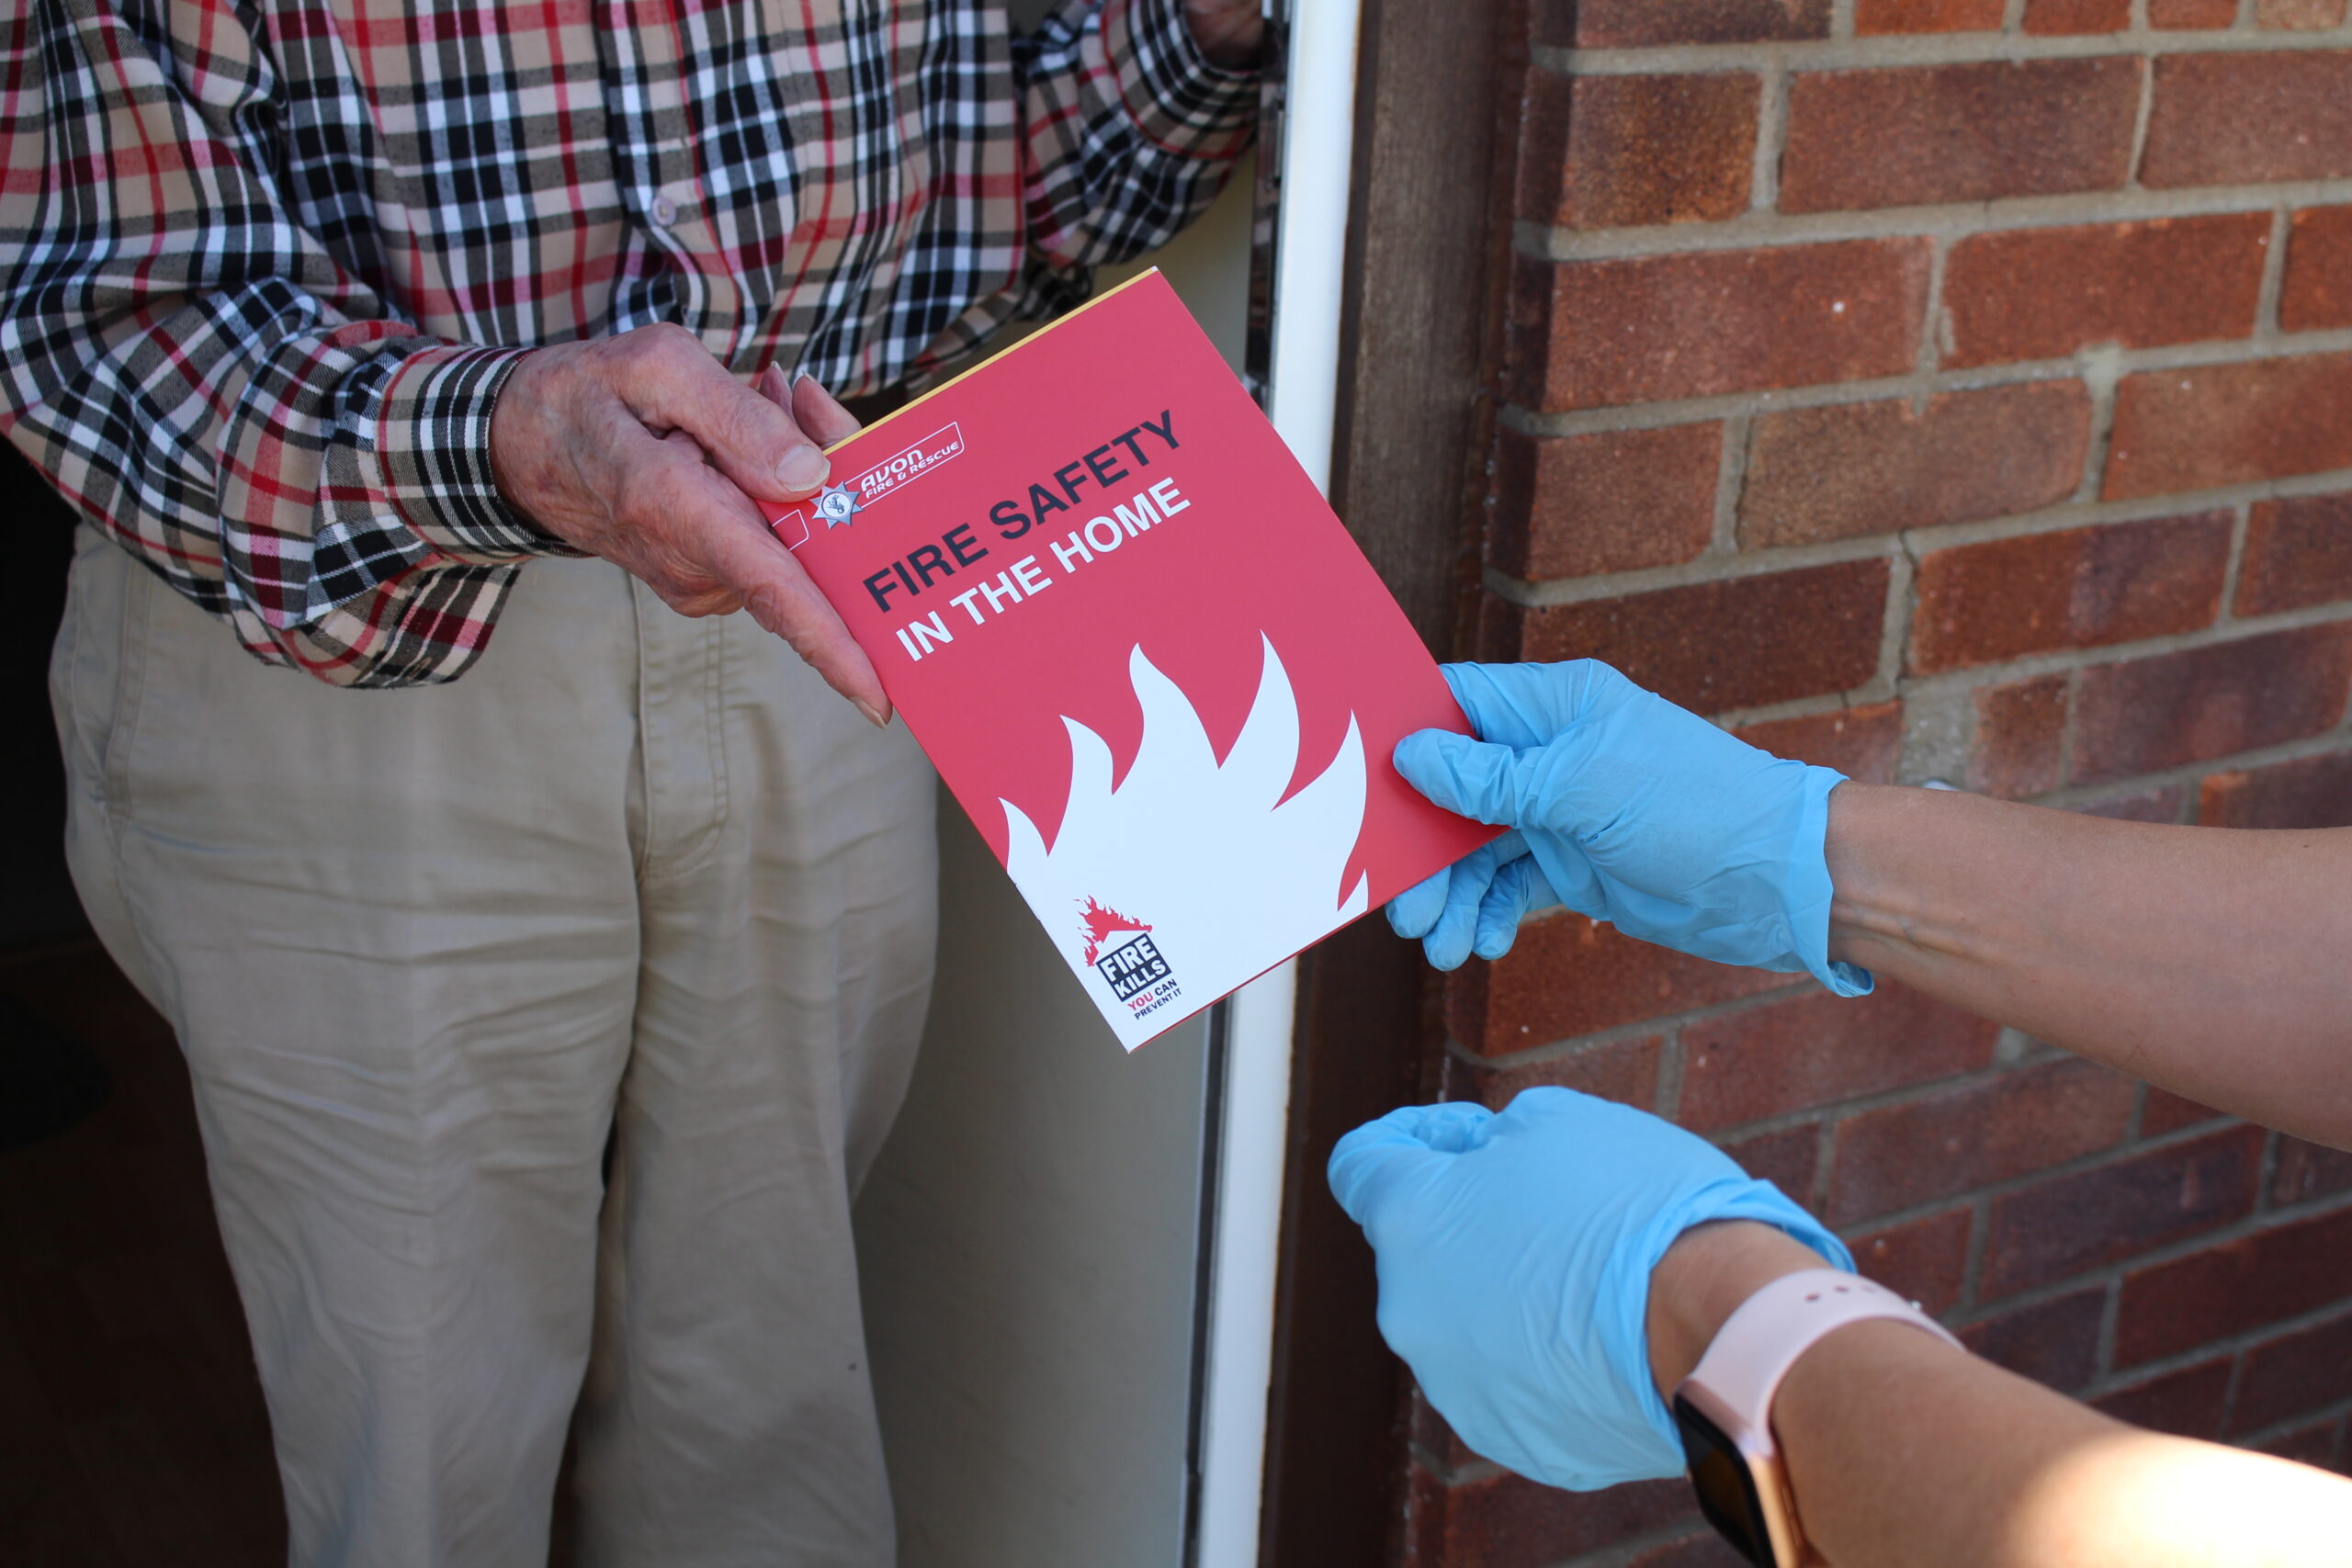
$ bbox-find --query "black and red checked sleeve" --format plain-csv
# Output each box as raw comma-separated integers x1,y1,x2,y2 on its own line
0,1,563,689
1016,0,1260,272
911,0,1260,380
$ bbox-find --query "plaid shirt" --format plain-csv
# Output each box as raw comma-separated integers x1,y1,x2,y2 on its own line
0,0,1253,686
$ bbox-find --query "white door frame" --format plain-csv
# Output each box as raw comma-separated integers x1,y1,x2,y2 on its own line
1187,4,1366,1562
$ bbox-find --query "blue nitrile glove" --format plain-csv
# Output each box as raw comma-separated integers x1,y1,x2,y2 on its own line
1327,1087,1852,1492
1384,827,1555,969
1388,660,1871,996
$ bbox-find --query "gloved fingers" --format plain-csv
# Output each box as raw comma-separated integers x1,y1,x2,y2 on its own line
1470,853,1555,961
1385,1099,1498,1154
1503,1084,1736,1155
1393,729,1541,828
1483,1087,1724,1179
1487,1083,1610,1133
1390,827,1532,952
1440,660,1638,748
1328,1101,1494,1224
1420,866,1487,971
1438,663,1551,750
1424,835,1532,969
1523,833,1610,919
1385,866,1452,941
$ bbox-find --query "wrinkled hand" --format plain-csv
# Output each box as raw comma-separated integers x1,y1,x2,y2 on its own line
1328,1087,1849,1492
489,324,887,723
1388,661,1870,996
1183,0,1265,66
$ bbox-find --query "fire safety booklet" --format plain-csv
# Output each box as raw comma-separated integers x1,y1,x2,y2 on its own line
763,270,1498,1049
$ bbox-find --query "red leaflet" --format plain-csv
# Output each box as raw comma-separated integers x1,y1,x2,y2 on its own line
766,272,1494,1048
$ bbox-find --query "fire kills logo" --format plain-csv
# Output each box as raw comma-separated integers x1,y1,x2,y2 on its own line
1079,896,1149,964
1080,896,1173,1003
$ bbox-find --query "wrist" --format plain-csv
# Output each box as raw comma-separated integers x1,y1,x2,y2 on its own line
485,347,550,525
1113,0,1259,157
1778,766,1871,1001
1183,0,1265,67
1822,780,1893,968
1823,782,2005,974
380,344,554,561
1646,1221,1831,1397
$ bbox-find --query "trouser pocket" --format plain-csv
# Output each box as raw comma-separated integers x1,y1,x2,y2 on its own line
49,525,161,1005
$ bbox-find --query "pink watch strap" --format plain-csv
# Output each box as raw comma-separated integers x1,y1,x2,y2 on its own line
1683,1269,1962,1431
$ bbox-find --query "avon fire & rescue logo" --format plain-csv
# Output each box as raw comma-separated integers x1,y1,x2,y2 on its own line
767,421,966,551
813,483,864,528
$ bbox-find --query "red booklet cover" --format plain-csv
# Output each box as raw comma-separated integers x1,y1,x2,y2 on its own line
764,270,1494,1048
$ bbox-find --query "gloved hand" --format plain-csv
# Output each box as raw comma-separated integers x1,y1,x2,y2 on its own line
1385,827,1555,969
1389,660,1871,996
1328,1087,1850,1492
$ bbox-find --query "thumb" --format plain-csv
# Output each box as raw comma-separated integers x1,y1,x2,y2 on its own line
1393,728,1541,828
1327,1103,1492,1225
1386,865,1453,942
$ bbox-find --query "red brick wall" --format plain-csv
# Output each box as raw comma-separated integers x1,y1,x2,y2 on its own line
1407,4,2352,1562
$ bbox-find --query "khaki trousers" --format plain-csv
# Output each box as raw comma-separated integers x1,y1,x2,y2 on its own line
50,529,936,1568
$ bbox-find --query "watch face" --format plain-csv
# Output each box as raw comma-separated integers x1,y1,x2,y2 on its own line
1673,1393,1777,1568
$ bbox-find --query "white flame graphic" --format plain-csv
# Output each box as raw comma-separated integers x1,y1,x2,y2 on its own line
1002,637,1371,1050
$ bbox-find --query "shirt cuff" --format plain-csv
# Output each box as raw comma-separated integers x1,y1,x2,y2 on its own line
378,344,571,562
1109,0,1260,161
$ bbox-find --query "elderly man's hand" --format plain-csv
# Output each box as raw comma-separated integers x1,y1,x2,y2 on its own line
488,324,888,724
1184,0,1264,66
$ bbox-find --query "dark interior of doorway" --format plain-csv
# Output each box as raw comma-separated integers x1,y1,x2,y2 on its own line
0,442,288,1561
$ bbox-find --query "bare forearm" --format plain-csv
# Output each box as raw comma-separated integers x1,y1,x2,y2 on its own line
1825,784,2352,1147
1649,1224,2352,1568
1778,1319,2352,1568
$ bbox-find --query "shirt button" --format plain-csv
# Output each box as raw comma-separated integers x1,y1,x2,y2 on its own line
650,195,678,228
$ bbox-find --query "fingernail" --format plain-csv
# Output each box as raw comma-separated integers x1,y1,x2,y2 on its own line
854,698,889,728
778,446,829,492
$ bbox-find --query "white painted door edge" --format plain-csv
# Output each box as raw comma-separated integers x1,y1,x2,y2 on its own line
1190,2,1365,1563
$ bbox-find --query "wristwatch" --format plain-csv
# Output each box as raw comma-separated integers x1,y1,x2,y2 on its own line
1671,1269,1962,1568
